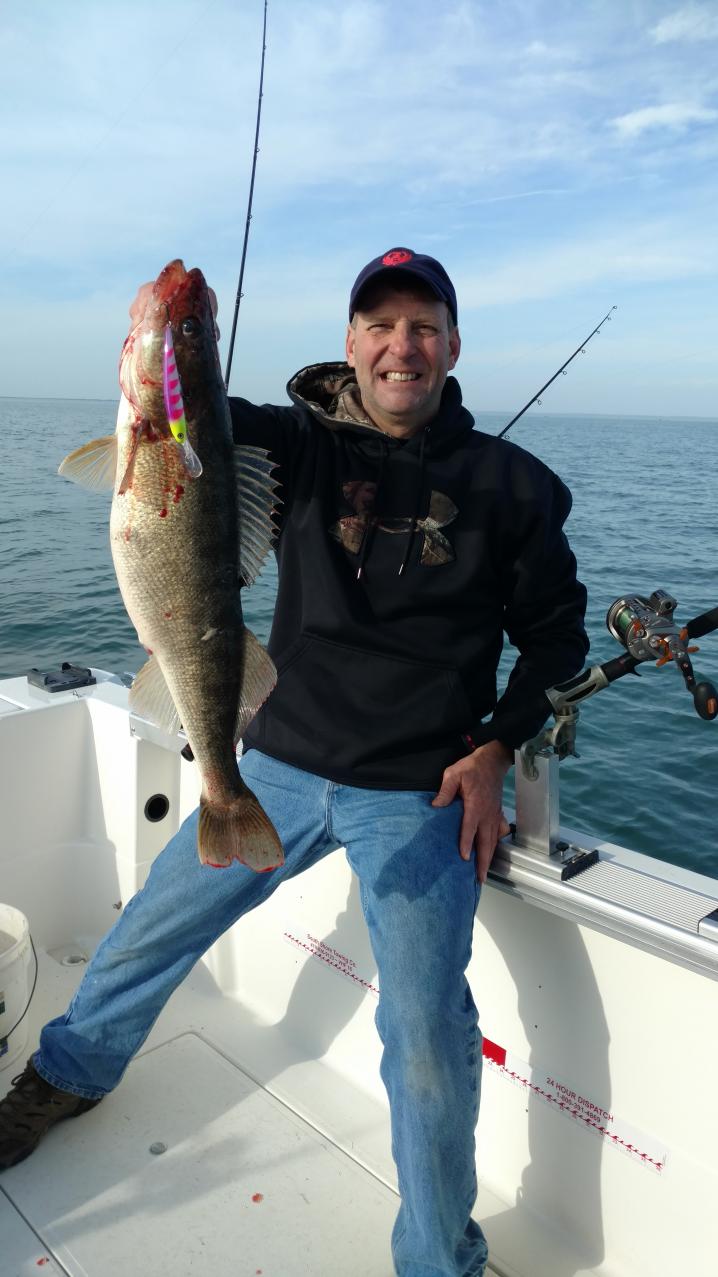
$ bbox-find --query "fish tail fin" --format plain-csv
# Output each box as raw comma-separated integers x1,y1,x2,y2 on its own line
198,788,284,873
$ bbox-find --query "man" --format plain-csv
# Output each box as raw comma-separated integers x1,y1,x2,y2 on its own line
0,248,588,1277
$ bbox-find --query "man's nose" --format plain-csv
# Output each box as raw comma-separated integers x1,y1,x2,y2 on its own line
388,322,417,358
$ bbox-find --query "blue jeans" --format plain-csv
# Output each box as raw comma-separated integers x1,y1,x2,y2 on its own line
35,751,487,1277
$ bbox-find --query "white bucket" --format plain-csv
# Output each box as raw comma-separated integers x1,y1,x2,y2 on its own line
0,904,33,1070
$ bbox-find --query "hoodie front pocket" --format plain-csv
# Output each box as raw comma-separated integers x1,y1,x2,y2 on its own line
261,632,475,777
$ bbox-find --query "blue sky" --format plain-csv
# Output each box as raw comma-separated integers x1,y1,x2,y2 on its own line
2,0,717,417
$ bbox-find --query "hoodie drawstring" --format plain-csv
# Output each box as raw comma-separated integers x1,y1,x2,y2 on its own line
397,428,428,577
355,428,429,580
356,438,389,580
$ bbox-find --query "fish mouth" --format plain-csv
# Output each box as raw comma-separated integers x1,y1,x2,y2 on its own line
126,261,219,340
151,260,207,322
120,261,209,417
154,259,188,297
149,260,219,340
120,260,220,418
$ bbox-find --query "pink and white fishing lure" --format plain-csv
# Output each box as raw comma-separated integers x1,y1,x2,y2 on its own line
162,324,203,478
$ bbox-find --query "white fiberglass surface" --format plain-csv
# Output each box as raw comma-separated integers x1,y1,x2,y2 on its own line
0,1195,66,1275
3,1033,398,1277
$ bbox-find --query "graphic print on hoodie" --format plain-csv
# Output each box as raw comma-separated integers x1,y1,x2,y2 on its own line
329,480,458,568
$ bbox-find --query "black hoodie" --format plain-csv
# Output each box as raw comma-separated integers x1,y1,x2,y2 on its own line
230,362,588,791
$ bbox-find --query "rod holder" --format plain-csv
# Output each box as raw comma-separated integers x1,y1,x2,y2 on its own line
514,749,559,857
491,745,599,884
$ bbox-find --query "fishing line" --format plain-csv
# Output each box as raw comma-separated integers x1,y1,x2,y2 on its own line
472,314,607,378
9,0,223,260
224,0,269,391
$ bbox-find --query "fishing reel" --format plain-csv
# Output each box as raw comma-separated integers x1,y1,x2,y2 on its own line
605,590,718,721
521,590,718,777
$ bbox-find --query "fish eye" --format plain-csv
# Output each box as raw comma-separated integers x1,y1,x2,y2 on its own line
181,316,200,336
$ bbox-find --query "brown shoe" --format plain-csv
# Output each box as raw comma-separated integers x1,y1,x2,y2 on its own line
0,1059,102,1169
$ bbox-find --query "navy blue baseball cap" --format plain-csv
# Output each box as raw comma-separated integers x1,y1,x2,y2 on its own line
349,247,458,325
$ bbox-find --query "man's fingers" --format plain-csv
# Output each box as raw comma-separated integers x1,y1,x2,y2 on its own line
475,823,499,884
459,807,478,860
432,773,460,808
475,809,510,883
128,281,154,329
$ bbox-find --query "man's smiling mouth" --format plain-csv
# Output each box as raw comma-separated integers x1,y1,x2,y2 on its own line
381,372,421,381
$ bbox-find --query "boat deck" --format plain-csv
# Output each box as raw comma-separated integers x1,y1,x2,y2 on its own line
2,945,515,1277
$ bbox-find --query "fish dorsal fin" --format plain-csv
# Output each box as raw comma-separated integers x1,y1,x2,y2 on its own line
234,445,281,586
235,627,277,741
128,654,182,736
58,436,118,491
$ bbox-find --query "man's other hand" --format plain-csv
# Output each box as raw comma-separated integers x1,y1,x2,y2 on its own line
432,740,513,884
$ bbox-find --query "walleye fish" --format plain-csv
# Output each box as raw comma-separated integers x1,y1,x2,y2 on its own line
59,259,284,872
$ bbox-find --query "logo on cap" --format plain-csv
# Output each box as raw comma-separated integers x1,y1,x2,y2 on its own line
382,249,413,266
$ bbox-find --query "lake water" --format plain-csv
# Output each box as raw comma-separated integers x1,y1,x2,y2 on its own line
1,396,716,878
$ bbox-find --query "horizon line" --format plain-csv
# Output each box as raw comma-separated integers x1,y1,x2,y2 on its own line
0,395,716,425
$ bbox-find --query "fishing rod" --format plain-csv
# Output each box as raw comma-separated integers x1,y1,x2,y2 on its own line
224,0,269,391
497,305,617,439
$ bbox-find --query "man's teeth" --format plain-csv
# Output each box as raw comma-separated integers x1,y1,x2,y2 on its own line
383,372,419,381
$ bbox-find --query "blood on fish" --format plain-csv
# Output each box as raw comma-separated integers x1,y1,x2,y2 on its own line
173,484,185,503
159,508,168,518
164,611,172,619
251,1193,264,1203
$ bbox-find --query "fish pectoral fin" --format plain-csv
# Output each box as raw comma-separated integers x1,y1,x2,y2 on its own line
234,445,282,586
235,627,277,741
58,436,117,491
128,655,182,735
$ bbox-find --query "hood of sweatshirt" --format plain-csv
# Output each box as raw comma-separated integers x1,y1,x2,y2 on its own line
286,361,476,453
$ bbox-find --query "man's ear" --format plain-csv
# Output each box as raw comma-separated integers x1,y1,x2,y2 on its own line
448,327,461,371
345,323,356,367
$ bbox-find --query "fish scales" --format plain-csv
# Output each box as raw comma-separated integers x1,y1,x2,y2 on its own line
113,397,240,787
60,259,283,872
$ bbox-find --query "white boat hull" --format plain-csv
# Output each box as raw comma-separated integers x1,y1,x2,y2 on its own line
1,671,716,1276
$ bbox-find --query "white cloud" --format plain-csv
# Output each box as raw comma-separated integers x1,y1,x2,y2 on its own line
5,0,718,279
611,103,718,138
650,5,718,44
459,223,717,310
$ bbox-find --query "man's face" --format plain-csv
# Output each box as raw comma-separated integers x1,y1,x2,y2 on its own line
345,284,460,437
